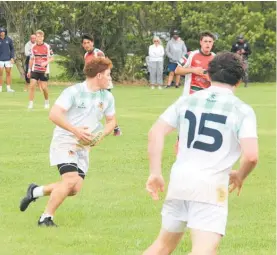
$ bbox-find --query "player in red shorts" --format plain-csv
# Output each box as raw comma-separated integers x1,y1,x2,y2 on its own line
174,31,216,154
82,34,122,136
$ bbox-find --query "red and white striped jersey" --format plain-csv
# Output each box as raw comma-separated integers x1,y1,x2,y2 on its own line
178,50,215,96
30,43,53,73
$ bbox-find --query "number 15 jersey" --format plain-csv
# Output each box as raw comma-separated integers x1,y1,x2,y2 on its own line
160,85,257,206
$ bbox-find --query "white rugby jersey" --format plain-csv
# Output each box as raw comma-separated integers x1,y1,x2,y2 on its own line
51,81,115,146
160,85,257,206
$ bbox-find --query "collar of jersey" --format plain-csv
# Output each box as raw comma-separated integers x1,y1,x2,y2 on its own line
208,85,234,94
199,49,212,56
82,81,101,94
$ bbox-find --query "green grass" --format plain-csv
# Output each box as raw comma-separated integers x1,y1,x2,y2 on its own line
0,81,275,255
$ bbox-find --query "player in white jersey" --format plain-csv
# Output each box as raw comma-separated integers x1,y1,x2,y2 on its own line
143,52,258,255
19,57,117,227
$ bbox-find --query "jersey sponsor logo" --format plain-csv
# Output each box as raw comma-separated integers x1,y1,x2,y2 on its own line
98,102,104,111
77,102,86,109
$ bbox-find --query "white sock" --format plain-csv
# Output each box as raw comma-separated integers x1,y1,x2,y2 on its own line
29,101,33,105
7,85,10,90
32,186,44,198
39,213,53,222
45,100,49,104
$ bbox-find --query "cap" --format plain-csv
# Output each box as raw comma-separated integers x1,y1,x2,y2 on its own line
172,29,180,36
0,27,6,33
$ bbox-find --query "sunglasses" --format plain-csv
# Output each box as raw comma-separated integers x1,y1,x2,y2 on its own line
154,40,159,42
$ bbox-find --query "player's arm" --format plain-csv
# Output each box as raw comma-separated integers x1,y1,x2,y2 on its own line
237,138,258,180
229,107,258,195
104,115,116,136
49,105,92,144
27,56,34,78
103,93,116,136
148,119,176,176
146,99,180,200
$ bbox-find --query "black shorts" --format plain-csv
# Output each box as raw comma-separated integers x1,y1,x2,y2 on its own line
57,163,85,179
31,71,49,81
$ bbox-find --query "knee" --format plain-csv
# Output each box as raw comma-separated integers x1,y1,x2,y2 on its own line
64,178,79,193
68,184,82,196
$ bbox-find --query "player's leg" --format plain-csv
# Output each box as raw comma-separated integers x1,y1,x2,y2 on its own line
0,62,4,92
19,164,85,213
143,200,187,255
187,201,226,255
189,229,222,255
143,229,183,255
40,74,49,109
28,72,38,109
5,63,14,92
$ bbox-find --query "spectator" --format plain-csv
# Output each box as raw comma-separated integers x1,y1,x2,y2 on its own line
165,29,187,88
148,36,164,89
24,34,36,92
0,27,15,92
231,34,251,87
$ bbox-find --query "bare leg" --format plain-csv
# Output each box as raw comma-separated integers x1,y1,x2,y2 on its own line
189,229,222,255
40,81,49,100
29,79,37,101
175,74,181,87
43,172,83,216
143,229,183,255
167,71,175,87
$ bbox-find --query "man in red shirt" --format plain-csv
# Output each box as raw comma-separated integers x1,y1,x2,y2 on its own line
82,34,122,136
175,31,215,96
27,30,54,109
174,31,215,154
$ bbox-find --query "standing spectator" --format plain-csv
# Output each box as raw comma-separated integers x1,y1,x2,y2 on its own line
165,29,187,88
27,30,54,109
24,34,36,92
0,27,15,92
231,35,251,87
148,36,164,89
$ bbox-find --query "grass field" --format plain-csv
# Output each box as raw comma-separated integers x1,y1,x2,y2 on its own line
0,65,275,255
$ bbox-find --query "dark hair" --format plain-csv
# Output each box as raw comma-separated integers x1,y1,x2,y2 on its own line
200,31,215,41
82,34,94,42
208,51,245,86
84,57,113,78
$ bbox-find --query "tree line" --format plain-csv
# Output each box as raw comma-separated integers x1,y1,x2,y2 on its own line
0,1,275,82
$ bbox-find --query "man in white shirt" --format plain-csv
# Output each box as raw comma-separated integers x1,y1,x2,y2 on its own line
19,57,117,227
143,52,258,255
24,34,36,91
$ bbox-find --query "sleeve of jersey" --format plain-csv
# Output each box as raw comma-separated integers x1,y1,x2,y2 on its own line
104,94,115,116
159,97,183,128
177,52,191,68
97,50,105,58
54,87,74,111
238,107,258,139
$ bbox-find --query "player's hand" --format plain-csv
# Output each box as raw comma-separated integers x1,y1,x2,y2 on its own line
146,174,165,200
193,67,206,75
73,126,92,145
27,72,31,78
10,58,14,64
229,170,244,196
40,61,48,67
